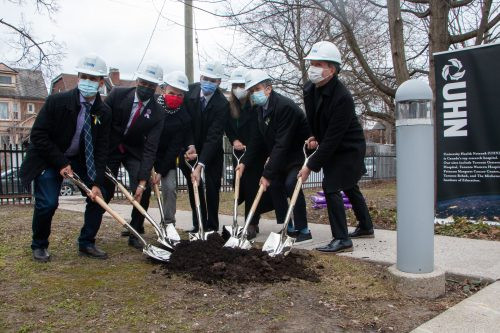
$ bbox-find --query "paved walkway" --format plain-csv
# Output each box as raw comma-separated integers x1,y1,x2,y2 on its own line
58,196,500,332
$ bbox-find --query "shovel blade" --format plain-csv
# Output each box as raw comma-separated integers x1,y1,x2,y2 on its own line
222,225,243,240
223,236,252,249
262,232,296,257
165,223,181,245
143,244,171,262
158,237,175,250
188,230,215,241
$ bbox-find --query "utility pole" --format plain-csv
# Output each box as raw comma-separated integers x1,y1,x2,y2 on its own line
184,0,194,83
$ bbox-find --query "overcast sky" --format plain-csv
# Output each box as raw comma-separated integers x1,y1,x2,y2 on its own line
0,0,239,83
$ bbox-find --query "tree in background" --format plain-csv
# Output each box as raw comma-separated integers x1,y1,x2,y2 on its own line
0,0,64,78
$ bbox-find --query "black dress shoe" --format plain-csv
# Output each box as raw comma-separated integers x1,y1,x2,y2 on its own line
315,239,353,253
247,224,258,240
33,248,51,262
128,237,143,250
188,227,199,234
79,244,108,259
348,227,374,239
295,232,313,243
121,228,144,237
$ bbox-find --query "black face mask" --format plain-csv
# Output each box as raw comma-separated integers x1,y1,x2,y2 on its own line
136,85,155,101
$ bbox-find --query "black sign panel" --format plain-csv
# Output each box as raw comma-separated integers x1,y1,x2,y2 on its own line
434,44,500,220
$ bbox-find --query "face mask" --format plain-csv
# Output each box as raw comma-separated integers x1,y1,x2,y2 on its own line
251,89,268,106
136,85,155,101
164,94,183,109
78,79,99,98
233,87,247,100
308,66,325,84
200,80,217,95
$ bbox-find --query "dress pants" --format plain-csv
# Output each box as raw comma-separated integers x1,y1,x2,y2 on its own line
160,169,177,225
268,166,308,231
31,157,107,249
180,152,223,231
103,154,151,233
324,184,373,240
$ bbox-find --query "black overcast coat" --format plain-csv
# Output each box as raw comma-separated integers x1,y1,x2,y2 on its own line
20,88,111,187
184,83,229,166
303,76,366,191
154,104,192,176
105,87,164,181
242,90,309,180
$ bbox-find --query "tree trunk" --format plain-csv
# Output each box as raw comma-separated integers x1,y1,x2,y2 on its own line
387,0,410,84
428,0,451,93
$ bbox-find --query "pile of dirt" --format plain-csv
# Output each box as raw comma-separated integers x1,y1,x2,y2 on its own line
162,234,321,284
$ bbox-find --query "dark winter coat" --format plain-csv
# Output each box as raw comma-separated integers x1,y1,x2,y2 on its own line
20,88,111,187
104,87,164,181
303,76,366,191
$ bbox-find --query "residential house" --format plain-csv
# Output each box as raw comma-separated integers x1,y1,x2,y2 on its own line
0,63,47,146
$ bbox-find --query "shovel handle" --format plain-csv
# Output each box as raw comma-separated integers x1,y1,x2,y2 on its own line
234,168,241,201
114,178,149,217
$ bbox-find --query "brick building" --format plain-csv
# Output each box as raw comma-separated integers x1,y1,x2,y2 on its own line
0,63,47,145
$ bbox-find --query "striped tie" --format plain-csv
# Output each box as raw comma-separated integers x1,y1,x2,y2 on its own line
82,102,96,181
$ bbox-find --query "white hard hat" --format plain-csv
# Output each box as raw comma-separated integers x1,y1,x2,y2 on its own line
75,54,107,77
164,70,189,92
228,67,247,84
199,61,224,79
305,41,342,66
244,69,270,90
136,62,163,84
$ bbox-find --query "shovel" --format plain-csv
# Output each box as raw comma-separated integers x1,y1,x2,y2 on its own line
222,147,246,239
105,168,174,250
151,168,181,247
262,143,318,257
185,157,214,241
224,184,265,249
66,172,171,262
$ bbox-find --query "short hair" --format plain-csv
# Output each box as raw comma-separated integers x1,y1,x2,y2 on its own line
261,79,272,87
327,61,341,74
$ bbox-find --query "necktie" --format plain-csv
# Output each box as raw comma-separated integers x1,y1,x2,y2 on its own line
129,100,144,128
82,102,96,181
119,100,144,154
200,96,206,112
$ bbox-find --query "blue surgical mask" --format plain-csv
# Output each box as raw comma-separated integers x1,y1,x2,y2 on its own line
200,80,217,95
78,79,99,98
251,90,268,106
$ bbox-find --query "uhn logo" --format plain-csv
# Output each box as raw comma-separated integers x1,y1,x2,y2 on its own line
442,58,467,137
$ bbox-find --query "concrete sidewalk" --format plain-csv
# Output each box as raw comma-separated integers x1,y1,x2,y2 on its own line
58,197,500,333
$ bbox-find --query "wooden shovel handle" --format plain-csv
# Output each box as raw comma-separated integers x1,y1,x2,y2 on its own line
115,181,149,217
289,177,303,207
234,169,241,201
93,196,128,226
249,184,265,215
151,169,162,199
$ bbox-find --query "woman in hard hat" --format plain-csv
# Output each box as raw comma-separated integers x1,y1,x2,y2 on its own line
298,41,374,253
152,71,191,227
223,67,267,240
20,54,111,261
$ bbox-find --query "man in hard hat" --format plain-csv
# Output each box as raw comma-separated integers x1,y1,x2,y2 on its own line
298,41,374,253
152,71,191,226
20,54,111,262
236,69,312,243
101,62,165,249
181,61,229,232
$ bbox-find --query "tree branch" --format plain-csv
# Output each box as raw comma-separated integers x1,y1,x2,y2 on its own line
449,12,500,44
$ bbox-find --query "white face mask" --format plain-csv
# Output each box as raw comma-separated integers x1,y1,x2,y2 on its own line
233,87,247,100
308,65,325,84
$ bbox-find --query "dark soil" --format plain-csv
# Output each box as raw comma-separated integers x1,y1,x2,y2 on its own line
162,233,321,285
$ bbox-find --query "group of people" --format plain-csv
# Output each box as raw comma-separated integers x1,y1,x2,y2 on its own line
20,40,374,263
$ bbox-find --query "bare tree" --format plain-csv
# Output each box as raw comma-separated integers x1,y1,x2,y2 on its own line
0,0,64,77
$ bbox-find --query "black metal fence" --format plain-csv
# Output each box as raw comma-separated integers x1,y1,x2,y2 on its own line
1,144,396,203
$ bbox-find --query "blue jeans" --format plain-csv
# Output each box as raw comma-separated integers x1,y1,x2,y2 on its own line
31,160,107,250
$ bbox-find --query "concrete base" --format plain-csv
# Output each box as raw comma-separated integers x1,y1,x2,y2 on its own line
388,264,445,299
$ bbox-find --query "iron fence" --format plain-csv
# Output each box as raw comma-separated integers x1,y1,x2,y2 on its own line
0,143,396,203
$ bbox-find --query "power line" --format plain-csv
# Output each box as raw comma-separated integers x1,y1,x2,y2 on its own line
136,0,167,72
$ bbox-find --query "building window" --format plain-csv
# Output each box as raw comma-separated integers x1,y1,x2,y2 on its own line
12,103,20,120
0,102,9,120
0,75,13,85
27,103,35,114
0,135,10,146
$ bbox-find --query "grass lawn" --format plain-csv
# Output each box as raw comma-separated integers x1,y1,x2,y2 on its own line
0,205,485,332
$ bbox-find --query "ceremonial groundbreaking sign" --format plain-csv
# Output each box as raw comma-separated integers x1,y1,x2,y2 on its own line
434,43,500,220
